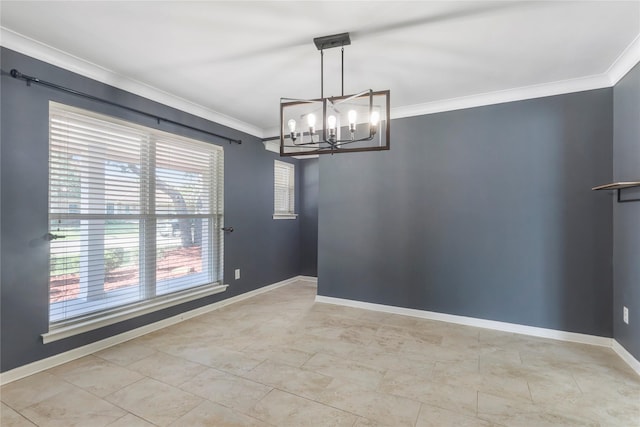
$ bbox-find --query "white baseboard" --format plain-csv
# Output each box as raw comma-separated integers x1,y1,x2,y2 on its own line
0,275,308,385
4,277,636,385
315,295,612,347
316,295,640,375
613,340,640,376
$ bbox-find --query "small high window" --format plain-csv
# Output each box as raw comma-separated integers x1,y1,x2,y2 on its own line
273,160,296,219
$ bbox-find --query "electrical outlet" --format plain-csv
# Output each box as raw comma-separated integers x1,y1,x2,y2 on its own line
623,306,629,325
235,269,240,280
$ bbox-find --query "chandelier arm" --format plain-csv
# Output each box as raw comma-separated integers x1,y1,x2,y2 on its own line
323,134,376,146
280,97,319,103
331,89,373,105
283,138,326,148
291,141,321,146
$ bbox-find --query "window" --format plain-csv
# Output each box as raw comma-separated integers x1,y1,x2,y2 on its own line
273,160,296,219
46,102,225,341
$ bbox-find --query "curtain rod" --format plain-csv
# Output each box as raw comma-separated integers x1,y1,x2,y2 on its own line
9,69,242,145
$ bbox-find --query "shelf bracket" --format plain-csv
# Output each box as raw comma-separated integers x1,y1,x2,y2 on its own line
592,181,640,203
617,189,640,203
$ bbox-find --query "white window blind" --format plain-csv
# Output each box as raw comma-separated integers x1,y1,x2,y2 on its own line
274,160,296,218
48,102,224,331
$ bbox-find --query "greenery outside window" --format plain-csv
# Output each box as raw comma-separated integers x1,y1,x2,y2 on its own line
46,102,225,342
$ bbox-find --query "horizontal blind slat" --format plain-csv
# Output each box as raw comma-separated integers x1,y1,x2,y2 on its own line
49,102,224,326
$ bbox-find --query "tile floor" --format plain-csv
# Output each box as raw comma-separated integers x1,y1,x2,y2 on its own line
1,281,639,426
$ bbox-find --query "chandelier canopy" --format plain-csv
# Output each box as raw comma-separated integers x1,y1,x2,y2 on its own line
280,33,390,156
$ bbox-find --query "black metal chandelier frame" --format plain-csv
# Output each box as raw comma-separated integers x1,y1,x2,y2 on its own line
279,33,390,156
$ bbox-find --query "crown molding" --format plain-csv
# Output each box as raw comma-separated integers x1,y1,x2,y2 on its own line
391,74,612,120
392,34,640,119
607,33,640,85
3,26,640,135
0,27,264,139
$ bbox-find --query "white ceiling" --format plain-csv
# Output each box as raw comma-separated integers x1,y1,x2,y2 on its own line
1,1,639,138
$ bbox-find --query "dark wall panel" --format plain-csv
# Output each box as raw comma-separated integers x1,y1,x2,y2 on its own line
299,158,319,277
318,89,613,337
613,62,640,360
0,48,300,372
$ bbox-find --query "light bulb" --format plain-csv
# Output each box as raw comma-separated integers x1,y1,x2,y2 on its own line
348,110,357,137
370,111,380,126
327,115,337,142
307,114,316,128
348,110,357,125
287,119,297,142
327,115,337,130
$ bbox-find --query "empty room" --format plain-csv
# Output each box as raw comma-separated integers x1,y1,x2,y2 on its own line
1,1,639,426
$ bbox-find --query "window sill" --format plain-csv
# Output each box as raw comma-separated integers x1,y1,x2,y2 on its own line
273,213,298,220
42,283,228,344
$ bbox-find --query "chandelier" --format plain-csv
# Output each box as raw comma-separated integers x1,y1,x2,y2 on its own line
280,33,390,156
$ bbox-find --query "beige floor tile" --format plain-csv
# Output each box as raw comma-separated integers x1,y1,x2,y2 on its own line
281,332,362,357
376,324,444,346
349,345,435,374
337,325,378,346
168,400,269,427
161,318,228,340
382,313,426,329
571,361,640,391
541,391,640,427
314,378,422,426
416,403,497,427
249,389,358,427
0,372,77,411
526,371,582,404
127,351,208,387
379,371,478,416
48,355,144,397
130,329,189,349
431,369,532,402
352,417,396,426
477,391,597,427
162,341,264,375
302,352,386,388
20,387,126,427
106,378,202,426
307,302,362,319
1,402,37,426
241,342,315,367
476,348,523,365
94,341,157,366
381,366,435,389
3,282,639,427
179,368,271,412
296,316,359,340
352,308,393,324
244,359,333,398
432,359,479,377
106,413,156,426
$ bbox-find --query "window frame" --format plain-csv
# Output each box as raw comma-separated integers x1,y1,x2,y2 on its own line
273,160,297,220
44,102,227,343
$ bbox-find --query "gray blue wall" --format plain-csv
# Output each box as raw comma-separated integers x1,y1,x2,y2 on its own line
613,62,640,360
318,89,614,337
299,158,319,277
0,48,301,372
